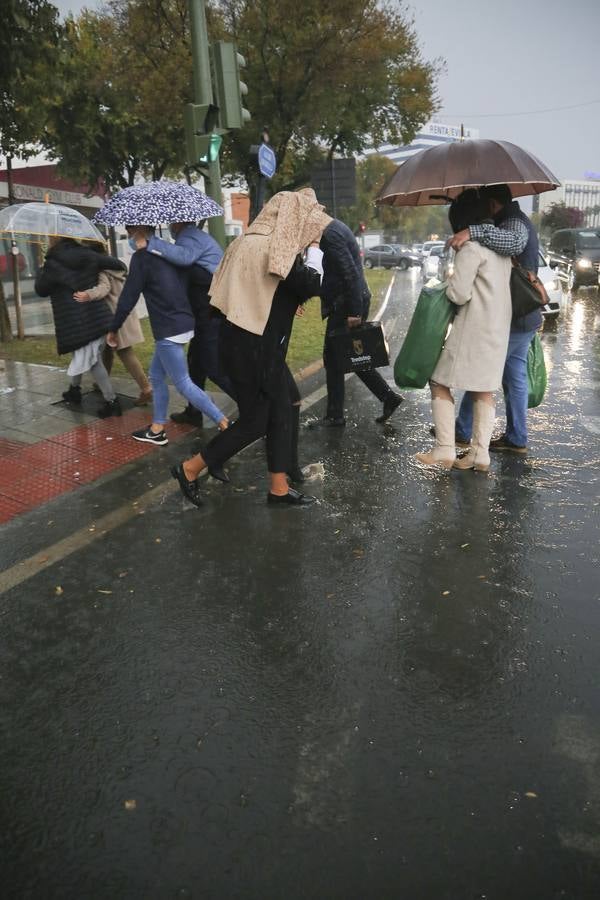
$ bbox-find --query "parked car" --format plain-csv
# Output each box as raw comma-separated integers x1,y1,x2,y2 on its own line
363,243,420,270
547,228,600,290
421,243,445,280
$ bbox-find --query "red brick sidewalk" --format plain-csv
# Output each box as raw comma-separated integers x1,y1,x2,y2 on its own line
0,407,192,524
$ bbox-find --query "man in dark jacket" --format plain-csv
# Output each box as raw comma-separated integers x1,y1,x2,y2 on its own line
449,184,541,453
316,218,403,427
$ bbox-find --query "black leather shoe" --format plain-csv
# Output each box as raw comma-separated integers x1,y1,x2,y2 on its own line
267,487,316,506
376,393,404,424
308,416,346,429
170,463,203,507
287,466,305,483
170,407,204,427
208,464,230,483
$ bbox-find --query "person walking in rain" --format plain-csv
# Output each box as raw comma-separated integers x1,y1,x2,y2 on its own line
313,216,404,428
35,237,125,418
133,219,235,426
73,241,152,406
106,225,229,445
170,189,329,508
415,189,512,471
448,184,541,454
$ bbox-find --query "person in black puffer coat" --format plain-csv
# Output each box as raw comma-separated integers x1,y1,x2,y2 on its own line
34,237,126,418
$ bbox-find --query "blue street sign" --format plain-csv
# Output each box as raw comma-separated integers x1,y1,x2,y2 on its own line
258,143,277,178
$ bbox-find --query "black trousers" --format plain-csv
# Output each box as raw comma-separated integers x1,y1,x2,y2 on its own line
323,309,391,419
187,287,236,401
202,322,297,473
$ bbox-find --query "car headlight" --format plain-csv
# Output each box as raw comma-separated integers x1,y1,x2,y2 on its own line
577,258,592,269
543,278,558,291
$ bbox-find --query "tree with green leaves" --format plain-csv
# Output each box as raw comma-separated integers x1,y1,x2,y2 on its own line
216,0,441,190
343,155,449,241
0,0,61,340
41,4,193,191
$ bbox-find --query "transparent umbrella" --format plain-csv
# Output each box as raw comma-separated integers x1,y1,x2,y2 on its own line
0,202,105,242
0,202,105,339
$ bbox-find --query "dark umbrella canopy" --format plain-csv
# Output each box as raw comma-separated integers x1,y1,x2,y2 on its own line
376,139,560,207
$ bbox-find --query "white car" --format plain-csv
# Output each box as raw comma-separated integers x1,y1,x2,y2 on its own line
538,251,562,319
421,244,445,280
421,240,445,258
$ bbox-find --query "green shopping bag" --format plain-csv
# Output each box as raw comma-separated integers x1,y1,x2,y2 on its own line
394,282,455,389
527,332,547,408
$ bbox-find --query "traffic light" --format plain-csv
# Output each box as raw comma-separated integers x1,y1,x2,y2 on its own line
184,103,223,167
359,222,366,233
211,40,251,130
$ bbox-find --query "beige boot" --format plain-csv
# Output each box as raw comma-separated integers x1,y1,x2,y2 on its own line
453,400,495,472
415,397,456,468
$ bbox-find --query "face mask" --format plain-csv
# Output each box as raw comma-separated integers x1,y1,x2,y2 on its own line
127,237,138,252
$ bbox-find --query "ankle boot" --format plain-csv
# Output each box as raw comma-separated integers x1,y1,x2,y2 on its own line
453,400,495,472
287,404,305,483
415,397,456,468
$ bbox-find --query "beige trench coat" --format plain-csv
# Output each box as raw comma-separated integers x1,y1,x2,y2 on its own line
87,269,144,350
209,188,332,336
432,242,512,392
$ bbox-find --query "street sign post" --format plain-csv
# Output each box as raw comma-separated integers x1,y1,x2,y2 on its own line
258,144,277,179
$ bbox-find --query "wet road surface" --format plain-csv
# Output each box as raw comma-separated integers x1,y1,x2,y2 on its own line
2,272,600,899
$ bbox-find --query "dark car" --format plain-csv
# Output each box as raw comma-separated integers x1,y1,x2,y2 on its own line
547,228,600,290
363,243,420,270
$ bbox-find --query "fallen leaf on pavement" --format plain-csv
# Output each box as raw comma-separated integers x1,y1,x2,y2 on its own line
55,586,63,595
124,799,137,810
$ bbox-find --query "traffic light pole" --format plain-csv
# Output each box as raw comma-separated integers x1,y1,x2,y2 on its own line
188,0,226,248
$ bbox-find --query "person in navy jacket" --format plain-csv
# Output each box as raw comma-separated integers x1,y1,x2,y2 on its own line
138,221,235,428
107,225,228,446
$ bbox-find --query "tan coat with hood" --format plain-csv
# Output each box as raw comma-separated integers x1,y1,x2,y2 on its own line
209,188,332,336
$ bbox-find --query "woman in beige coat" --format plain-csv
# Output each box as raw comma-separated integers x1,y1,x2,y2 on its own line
416,190,512,472
74,253,152,405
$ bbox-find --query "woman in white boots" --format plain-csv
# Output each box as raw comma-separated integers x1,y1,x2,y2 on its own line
415,189,512,473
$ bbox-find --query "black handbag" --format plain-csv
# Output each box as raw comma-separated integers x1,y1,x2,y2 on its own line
327,320,389,373
510,260,549,318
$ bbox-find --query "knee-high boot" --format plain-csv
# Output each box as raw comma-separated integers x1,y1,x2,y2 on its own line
415,397,456,468
453,399,495,472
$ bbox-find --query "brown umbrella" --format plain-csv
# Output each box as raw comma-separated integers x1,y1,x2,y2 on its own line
376,139,560,207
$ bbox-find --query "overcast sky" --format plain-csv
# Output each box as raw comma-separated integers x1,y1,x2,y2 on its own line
55,0,599,180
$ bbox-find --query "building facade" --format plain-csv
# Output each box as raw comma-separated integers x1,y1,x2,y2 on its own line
365,120,480,166
535,178,600,229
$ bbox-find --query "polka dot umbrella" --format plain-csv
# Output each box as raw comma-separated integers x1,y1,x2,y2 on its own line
92,180,224,226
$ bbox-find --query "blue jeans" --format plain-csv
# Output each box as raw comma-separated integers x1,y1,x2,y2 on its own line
149,339,225,426
456,329,537,447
